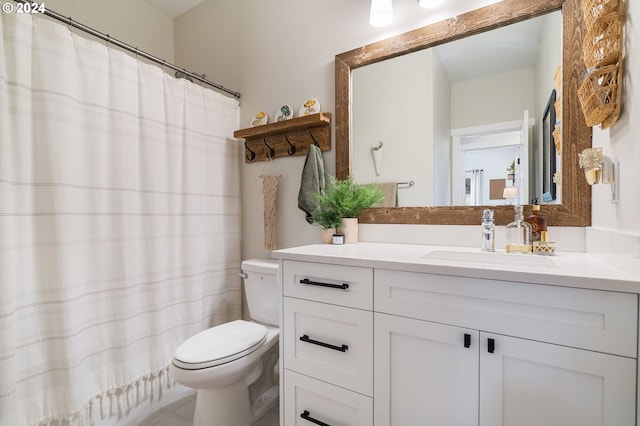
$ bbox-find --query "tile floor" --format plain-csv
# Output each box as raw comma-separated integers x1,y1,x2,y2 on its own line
129,390,279,426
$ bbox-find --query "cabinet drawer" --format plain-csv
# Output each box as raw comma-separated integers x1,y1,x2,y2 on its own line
283,260,373,309
284,370,373,426
284,297,373,395
375,269,638,358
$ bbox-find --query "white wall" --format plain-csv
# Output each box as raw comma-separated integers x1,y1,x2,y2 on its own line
352,49,434,207
172,0,639,258
174,0,506,259
534,11,562,205
451,67,536,129
432,49,452,206
590,0,640,239
535,11,562,123
43,0,174,61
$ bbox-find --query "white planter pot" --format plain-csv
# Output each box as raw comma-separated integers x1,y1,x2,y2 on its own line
320,228,336,244
339,218,359,244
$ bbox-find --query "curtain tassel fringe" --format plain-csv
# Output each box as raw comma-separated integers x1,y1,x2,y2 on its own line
35,365,176,426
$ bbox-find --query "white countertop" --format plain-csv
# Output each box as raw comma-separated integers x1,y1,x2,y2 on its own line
272,242,640,293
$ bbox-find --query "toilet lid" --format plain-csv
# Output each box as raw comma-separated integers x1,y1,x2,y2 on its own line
173,320,268,370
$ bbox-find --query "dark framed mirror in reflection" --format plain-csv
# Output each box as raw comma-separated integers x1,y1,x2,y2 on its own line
335,0,592,226
542,89,558,203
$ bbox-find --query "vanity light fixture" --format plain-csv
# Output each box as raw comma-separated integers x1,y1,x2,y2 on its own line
370,0,393,27
419,0,443,8
578,147,619,202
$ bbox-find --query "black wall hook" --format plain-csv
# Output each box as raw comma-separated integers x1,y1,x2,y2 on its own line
245,141,256,161
309,130,320,147
285,135,297,156
263,138,275,159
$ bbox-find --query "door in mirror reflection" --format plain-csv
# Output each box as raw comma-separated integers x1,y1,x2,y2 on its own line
453,111,532,207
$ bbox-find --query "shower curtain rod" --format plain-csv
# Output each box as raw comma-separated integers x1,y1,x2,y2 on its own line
13,0,241,99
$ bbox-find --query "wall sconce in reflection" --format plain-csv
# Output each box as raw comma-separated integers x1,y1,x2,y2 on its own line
578,147,619,202
503,187,518,205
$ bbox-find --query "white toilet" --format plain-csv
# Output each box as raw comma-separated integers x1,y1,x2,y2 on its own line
170,259,280,426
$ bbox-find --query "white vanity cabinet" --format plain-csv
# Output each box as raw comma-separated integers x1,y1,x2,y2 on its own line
374,269,638,426
275,244,640,426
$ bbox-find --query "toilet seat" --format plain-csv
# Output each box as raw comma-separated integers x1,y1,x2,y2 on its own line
173,320,268,370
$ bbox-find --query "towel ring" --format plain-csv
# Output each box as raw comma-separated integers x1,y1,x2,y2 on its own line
263,138,275,159
245,141,256,162
309,130,320,147
285,135,297,156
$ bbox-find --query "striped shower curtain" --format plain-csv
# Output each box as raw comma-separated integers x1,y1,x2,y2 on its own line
0,11,241,426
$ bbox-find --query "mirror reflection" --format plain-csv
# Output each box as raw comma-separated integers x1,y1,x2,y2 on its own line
352,11,561,208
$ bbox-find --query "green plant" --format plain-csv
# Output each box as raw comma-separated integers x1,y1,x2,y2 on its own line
311,207,342,230
316,176,384,218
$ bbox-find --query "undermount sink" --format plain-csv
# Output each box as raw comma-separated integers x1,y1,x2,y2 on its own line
421,250,556,268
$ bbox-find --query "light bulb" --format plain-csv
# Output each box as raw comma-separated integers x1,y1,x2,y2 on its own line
370,0,393,27
419,0,443,8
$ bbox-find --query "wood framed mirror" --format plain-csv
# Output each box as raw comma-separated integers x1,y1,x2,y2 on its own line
335,0,591,226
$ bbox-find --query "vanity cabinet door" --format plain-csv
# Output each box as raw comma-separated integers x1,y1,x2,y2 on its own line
479,333,636,426
374,313,479,426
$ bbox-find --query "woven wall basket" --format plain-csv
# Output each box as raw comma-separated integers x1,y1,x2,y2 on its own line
582,12,622,68
581,0,619,29
552,125,562,155
578,64,620,127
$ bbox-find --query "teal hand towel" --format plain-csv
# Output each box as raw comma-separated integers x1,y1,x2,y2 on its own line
298,145,325,224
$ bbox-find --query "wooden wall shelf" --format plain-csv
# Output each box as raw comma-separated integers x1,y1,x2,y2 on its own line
234,112,331,163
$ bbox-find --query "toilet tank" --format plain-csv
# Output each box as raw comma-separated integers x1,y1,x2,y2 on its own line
241,258,280,326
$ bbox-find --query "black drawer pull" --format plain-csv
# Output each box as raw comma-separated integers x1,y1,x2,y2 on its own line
488,338,495,353
464,333,471,348
301,410,331,426
300,334,349,352
300,278,349,290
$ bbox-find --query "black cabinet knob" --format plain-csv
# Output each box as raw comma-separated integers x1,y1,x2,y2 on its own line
488,338,495,353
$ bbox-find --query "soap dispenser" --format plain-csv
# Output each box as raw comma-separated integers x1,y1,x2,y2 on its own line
526,201,547,242
505,205,532,254
481,209,495,252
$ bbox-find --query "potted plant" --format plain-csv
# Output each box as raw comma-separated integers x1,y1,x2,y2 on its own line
311,207,342,243
315,176,383,243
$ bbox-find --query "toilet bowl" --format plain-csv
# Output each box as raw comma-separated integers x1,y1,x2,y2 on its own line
170,259,280,426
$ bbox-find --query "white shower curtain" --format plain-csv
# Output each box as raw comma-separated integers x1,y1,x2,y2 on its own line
0,11,241,426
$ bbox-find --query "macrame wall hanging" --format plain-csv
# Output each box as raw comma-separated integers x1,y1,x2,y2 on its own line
260,158,281,250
